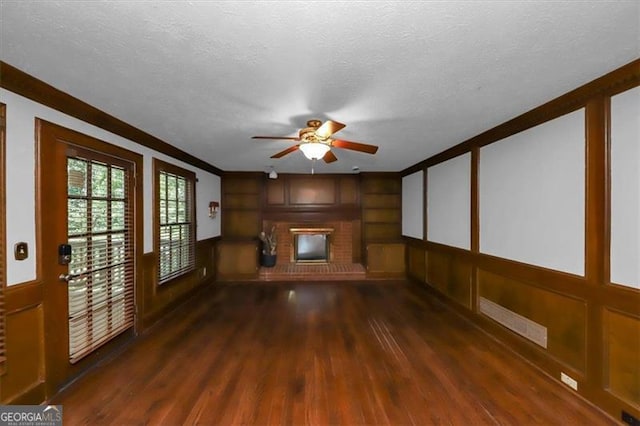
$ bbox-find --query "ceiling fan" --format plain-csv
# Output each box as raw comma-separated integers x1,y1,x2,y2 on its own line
252,119,378,163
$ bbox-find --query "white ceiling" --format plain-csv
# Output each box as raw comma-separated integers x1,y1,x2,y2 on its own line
1,1,638,174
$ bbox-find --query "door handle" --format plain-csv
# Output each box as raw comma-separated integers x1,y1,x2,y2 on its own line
58,273,81,283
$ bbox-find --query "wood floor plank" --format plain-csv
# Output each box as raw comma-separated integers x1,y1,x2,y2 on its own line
52,281,615,425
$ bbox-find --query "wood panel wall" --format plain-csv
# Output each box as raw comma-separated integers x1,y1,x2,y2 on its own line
222,173,263,240
141,238,218,329
360,173,405,273
0,282,45,403
0,62,222,402
361,173,402,244
0,74,221,402
0,237,217,404
402,59,640,421
216,240,259,281
219,173,405,276
221,173,363,240
262,173,360,222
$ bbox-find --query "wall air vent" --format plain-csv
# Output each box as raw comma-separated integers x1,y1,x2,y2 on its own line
479,297,548,348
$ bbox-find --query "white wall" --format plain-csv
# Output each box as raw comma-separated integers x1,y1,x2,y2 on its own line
610,86,640,288
1,88,221,286
479,109,585,276
427,153,471,249
402,170,423,239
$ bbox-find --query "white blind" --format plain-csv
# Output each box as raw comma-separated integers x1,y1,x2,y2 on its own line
67,157,135,363
157,167,195,284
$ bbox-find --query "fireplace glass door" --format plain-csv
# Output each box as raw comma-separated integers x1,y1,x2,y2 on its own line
295,234,328,263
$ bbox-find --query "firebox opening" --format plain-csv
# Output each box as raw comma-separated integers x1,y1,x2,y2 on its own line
294,234,329,263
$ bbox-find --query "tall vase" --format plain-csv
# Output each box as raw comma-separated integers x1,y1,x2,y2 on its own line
261,253,277,267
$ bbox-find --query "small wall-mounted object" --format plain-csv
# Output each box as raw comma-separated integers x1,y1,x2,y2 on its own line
209,201,220,218
58,243,72,265
268,166,278,179
14,242,29,260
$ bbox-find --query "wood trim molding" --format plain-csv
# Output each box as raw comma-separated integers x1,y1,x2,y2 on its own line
585,97,607,286
602,96,613,288
402,236,424,245
4,281,43,314
262,207,361,222
422,168,428,241
0,61,222,176
3,381,46,405
470,147,480,312
402,58,640,175
0,103,5,375
584,96,608,399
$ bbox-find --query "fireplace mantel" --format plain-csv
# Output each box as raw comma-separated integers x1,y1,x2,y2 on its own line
289,227,334,235
262,206,360,222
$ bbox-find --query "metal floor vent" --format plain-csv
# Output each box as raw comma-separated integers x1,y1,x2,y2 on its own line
479,297,548,348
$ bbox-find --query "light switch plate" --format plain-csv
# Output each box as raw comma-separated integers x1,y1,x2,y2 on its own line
14,242,29,260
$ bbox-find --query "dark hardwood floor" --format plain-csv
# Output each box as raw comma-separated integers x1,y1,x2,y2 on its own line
52,281,615,425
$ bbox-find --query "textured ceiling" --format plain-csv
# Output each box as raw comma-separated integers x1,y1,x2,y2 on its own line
1,1,638,174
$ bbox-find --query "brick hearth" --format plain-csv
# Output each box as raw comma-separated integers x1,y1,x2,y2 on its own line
258,262,366,281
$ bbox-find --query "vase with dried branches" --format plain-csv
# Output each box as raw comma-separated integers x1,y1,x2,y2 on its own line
259,225,277,267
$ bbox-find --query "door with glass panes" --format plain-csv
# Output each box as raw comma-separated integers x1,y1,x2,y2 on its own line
39,121,141,395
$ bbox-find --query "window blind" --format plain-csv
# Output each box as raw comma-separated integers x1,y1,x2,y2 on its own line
67,157,135,363
155,161,196,284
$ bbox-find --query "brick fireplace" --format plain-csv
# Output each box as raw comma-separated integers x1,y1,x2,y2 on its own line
266,221,354,266
291,228,333,263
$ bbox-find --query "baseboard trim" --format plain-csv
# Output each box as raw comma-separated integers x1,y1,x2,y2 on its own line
3,381,46,405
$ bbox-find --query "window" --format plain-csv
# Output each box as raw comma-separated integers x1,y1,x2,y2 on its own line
154,159,196,284
0,104,6,373
66,151,136,363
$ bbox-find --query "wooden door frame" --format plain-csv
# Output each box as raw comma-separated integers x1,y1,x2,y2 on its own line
0,104,6,375
36,119,144,397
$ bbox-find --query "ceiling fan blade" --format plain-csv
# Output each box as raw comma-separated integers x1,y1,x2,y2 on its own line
323,150,338,163
315,120,346,139
331,139,379,154
252,136,300,141
270,144,299,158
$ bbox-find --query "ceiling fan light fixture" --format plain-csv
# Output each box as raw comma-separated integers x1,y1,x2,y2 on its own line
299,142,330,160
253,119,378,163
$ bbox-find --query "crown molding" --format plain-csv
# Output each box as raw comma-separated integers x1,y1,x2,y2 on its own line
402,58,640,175
0,61,223,176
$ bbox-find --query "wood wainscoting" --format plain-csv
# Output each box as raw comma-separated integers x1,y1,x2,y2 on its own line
0,281,45,404
0,237,218,404
141,237,218,329
407,239,639,421
403,59,640,421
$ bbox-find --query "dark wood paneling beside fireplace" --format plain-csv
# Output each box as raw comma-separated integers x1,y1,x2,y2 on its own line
222,172,262,239
219,172,403,275
261,174,362,266
262,174,360,221
360,173,404,273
